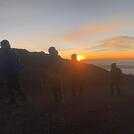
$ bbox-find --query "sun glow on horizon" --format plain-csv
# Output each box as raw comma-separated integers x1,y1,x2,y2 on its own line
77,55,86,61
63,53,134,60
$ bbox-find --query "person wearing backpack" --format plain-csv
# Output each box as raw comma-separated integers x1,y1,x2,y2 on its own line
0,40,27,104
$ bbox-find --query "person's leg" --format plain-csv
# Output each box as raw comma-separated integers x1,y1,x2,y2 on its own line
58,87,64,103
78,87,82,96
116,83,120,96
52,79,64,103
7,78,16,104
14,75,27,101
71,78,77,97
110,82,114,96
78,82,83,96
53,88,59,103
72,83,78,97
72,88,76,96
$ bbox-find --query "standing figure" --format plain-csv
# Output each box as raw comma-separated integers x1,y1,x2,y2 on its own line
47,46,64,103
110,63,122,96
0,40,27,104
71,54,83,97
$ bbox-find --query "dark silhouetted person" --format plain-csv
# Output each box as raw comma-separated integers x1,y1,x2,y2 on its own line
0,40,27,104
110,63,122,96
71,53,83,97
47,46,64,103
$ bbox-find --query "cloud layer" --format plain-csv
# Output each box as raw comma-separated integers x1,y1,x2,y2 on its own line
82,36,134,59
101,36,134,49
64,22,128,41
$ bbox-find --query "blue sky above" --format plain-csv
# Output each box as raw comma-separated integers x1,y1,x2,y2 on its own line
0,0,134,58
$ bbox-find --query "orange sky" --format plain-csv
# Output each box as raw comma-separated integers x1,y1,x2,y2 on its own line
85,53,134,60
1,0,134,60
63,53,134,60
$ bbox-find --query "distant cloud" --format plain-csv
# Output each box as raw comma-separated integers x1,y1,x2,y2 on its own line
84,36,134,54
101,36,134,49
59,48,74,51
64,22,126,41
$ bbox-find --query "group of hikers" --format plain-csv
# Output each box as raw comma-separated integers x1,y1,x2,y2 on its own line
0,40,122,105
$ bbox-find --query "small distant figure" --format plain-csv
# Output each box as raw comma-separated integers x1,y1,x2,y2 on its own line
71,53,83,97
110,63,122,96
0,40,27,104
47,46,64,103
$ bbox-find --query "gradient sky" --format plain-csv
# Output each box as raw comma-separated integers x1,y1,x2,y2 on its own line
0,0,134,59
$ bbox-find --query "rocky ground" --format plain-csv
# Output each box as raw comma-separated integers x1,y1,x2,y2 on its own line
0,84,134,134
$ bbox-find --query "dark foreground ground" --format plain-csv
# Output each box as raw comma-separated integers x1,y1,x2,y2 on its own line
0,84,134,134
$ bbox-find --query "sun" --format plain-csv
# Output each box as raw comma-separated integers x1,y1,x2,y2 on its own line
77,55,86,61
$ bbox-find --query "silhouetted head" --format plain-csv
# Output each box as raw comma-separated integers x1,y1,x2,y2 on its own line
48,46,57,56
71,53,77,61
111,63,117,69
1,40,11,49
